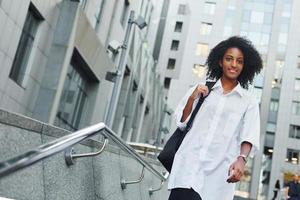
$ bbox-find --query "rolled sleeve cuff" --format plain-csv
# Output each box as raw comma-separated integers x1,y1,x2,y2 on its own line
176,113,192,130
239,139,259,158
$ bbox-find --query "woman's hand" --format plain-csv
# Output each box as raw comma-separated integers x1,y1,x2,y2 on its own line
227,158,246,183
190,84,209,100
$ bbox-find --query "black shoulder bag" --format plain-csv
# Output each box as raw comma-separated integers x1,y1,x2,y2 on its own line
157,81,216,172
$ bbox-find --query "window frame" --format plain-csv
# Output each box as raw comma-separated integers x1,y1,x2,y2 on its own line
9,3,43,87
167,58,176,70
174,21,183,32
170,40,180,51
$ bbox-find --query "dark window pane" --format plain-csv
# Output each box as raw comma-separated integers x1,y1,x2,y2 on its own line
9,4,42,86
164,77,171,89
174,21,183,32
55,57,90,131
167,58,176,70
289,125,300,139
171,40,180,50
286,148,299,164
178,4,186,15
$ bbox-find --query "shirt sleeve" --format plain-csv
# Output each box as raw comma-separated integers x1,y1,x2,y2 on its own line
174,85,199,130
238,97,260,157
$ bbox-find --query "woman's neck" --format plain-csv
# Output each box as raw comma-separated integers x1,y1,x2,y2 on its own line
220,76,238,92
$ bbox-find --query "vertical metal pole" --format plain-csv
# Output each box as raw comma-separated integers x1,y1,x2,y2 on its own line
106,11,135,128
155,103,166,157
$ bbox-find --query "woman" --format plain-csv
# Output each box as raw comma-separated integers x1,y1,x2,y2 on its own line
168,36,263,200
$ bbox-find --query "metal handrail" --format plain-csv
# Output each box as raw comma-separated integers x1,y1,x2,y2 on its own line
65,137,109,166
121,166,145,190
0,122,167,184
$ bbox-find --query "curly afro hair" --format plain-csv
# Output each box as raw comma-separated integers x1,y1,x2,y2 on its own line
205,36,263,89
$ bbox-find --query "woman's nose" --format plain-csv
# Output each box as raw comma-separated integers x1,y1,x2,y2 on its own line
231,60,237,67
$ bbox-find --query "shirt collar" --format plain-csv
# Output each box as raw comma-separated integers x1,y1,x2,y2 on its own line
211,79,244,97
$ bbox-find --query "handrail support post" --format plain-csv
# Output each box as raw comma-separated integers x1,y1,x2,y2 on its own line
121,166,145,190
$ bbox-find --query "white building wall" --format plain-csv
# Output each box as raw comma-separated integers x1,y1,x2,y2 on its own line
158,0,300,199
266,0,300,199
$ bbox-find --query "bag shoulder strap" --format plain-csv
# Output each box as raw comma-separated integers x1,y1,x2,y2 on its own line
185,81,216,132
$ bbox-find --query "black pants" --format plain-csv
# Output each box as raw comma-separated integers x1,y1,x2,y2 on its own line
168,188,202,200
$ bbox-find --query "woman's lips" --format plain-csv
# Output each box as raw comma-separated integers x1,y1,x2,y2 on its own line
228,69,237,73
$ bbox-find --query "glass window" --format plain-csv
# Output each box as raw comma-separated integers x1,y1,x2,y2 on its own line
281,16,291,24
240,31,248,37
278,33,288,45
167,58,176,69
200,22,212,35
94,0,105,29
171,40,180,51
178,4,186,15
254,73,264,88
120,0,130,27
277,44,286,53
248,32,261,45
195,43,209,57
294,78,300,91
253,2,264,10
289,125,300,139
262,24,271,33
286,149,299,164
227,0,236,10
242,10,251,22
260,34,270,46
55,61,89,131
174,21,183,32
244,2,253,9
164,77,171,89
280,23,289,33
271,87,280,99
253,87,262,102
274,60,284,81
263,13,273,25
266,122,276,132
241,22,249,31
258,46,267,54
192,64,206,78
265,4,275,12
204,2,216,15
270,99,279,112
9,4,42,86
80,0,88,10
250,11,264,24
266,0,275,4
223,26,232,37
224,17,232,26
292,101,300,115
282,4,292,18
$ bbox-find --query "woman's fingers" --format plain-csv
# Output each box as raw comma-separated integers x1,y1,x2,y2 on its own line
196,85,209,96
191,84,209,100
227,169,243,183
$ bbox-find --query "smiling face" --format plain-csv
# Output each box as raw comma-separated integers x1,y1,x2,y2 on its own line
219,47,244,81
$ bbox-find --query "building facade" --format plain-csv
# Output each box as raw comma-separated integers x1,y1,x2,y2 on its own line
0,0,170,146
157,0,300,199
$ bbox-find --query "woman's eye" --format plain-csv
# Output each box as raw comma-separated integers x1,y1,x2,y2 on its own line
225,57,231,61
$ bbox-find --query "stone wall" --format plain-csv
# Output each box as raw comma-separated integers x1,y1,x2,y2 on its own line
0,109,169,200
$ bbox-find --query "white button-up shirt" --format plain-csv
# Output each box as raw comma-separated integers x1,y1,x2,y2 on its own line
168,79,260,200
